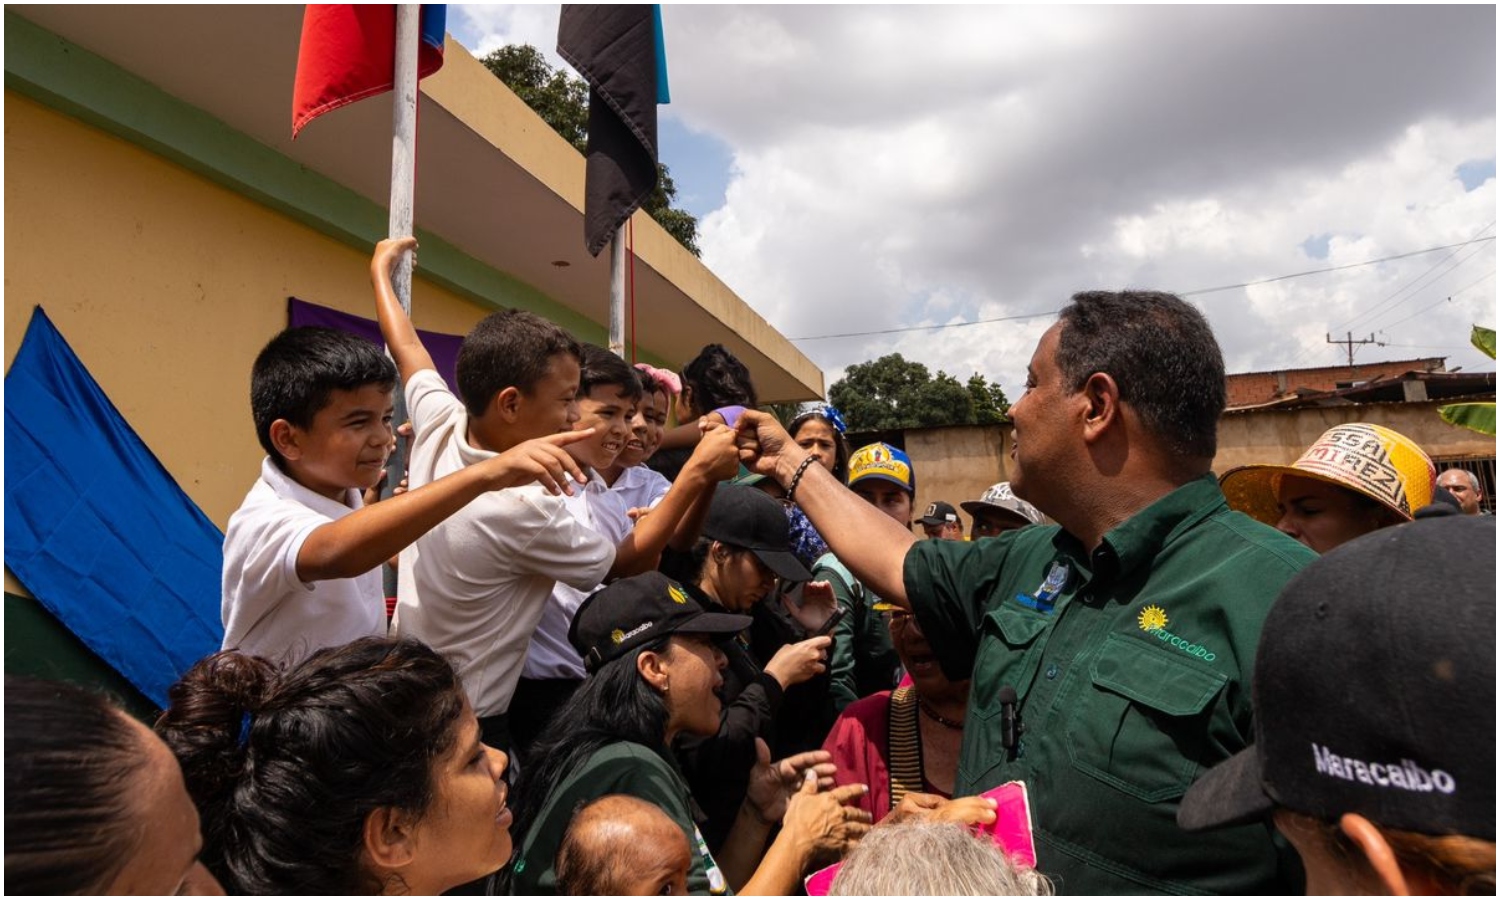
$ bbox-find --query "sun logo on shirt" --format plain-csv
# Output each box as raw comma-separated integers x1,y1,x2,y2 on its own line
1138,605,1168,633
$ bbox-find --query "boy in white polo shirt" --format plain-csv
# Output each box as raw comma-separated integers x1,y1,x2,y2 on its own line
373,238,737,751
222,325,591,665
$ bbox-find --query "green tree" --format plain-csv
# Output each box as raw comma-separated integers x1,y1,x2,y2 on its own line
829,353,1009,431
967,372,1011,424
481,44,700,256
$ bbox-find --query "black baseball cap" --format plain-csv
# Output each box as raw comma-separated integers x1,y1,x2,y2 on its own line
917,500,960,526
569,572,751,674
701,484,813,582
1178,516,1495,839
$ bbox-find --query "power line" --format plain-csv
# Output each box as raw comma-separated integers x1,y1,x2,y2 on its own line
1340,222,1495,333
787,235,1497,343
1176,235,1494,297
789,310,1056,342
1372,270,1495,332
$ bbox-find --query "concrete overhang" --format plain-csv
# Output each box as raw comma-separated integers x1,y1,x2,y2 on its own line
13,4,822,402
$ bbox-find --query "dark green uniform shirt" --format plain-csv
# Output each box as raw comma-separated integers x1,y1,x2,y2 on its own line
512,742,731,895
814,553,902,713
904,476,1314,894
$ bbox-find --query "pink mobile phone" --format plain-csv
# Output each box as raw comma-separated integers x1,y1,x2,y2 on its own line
973,780,1037,867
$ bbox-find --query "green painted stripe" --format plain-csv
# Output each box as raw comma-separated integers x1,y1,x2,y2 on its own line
3,10,642,352
5,590,158,721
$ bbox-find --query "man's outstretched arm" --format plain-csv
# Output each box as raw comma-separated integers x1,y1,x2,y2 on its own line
735,410,915,609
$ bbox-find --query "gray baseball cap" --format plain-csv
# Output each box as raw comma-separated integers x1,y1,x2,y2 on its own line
960,482,1043,526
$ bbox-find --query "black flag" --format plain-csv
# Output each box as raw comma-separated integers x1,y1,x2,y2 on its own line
558,5,661,257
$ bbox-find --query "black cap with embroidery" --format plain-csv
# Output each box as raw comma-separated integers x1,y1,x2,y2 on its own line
917,500,960,526
1178,516,1495,839
569,572,751,674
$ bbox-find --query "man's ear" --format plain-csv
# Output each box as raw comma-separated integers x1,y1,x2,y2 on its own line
491,386,524,422
1340,813,1411,895
268,419,302,461
637,646,671,693
363,806,418,872
1079,372,1121,444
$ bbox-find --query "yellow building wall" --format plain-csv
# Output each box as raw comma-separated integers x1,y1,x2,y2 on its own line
5,92,491,535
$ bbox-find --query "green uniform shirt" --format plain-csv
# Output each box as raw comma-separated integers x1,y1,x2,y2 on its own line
814,553,902,713
512,742,730,896
904,476,1315,894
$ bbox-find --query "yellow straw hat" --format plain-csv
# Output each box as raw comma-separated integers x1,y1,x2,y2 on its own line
1220,423,1435,526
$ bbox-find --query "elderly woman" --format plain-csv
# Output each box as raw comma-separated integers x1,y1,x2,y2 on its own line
157,637,511,895
821,598,972,823
1219,422,1434,554
510,572,870,895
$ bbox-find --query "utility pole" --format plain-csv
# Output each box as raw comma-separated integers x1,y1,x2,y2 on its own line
1326,331,1383,367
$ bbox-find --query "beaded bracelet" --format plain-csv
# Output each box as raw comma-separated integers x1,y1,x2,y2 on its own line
785,455,819,504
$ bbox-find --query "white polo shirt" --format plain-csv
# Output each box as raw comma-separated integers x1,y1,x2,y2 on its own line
221,457,386,666
391,369,615,717
522,471,632,680
610,464,672,512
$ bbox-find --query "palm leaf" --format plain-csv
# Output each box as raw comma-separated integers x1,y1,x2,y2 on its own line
1439,402,1497,436
1471,325,1496,360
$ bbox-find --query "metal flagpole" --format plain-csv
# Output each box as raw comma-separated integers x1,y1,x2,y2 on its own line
384,4,421,600
608,225,627,356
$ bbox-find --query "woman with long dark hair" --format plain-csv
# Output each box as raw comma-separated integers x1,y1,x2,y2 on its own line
511,572,869,895
156,636,511,895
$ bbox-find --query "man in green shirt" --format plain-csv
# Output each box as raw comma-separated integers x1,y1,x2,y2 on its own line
735,291,1315,893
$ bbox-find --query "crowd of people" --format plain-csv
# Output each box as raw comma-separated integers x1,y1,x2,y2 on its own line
5,240,1493,896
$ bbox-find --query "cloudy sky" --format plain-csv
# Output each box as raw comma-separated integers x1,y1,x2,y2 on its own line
452,5,1495,401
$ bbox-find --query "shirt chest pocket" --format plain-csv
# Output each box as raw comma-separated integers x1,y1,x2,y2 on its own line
1064,632,1227,803
971,603,1053,722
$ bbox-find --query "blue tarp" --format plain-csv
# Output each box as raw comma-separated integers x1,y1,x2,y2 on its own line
5,307,224,707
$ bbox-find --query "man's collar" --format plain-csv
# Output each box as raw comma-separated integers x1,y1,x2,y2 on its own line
1053,475,1224,583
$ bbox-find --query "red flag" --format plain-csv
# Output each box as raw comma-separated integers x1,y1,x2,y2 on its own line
292,4,447,138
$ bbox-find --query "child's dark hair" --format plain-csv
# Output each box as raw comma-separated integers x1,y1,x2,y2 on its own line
5,677,151,894
457,309,583,417
579,344,644,402
155,637,467,895
681,344,757,415
251,327,396,466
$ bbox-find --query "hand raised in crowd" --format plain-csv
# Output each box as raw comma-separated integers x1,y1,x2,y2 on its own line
732,409,801,481
781,768,872,860
690,421,745,482
784,580,838,634
763,634,833,690
745,740,838,824
886,792,999,828
372,235,418,278
479,429,594,496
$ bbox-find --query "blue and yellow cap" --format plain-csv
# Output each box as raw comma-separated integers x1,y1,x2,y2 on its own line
847,442,915,494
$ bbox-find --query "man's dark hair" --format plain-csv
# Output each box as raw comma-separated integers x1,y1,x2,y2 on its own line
155,638,467,895
1056,291,1225,459
456,309,583,417
681,344,757,415
250,327,396,466
579,344,643,402
5,677,150,894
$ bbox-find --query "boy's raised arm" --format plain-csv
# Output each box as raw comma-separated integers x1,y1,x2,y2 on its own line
295,430,592,582
370,237,436,382
607,423,741,579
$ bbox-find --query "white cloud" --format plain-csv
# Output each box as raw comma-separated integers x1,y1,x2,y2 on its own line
455,6,1496,401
